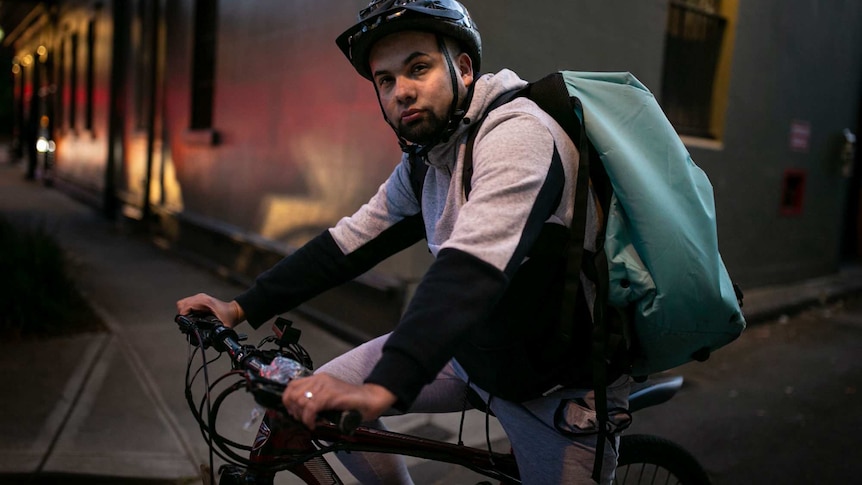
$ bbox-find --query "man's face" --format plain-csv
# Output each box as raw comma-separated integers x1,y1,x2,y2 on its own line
368,30,473,145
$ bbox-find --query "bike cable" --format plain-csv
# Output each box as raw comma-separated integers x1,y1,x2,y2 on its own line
191,327,217,485
457,380,472,446
484,395,496,466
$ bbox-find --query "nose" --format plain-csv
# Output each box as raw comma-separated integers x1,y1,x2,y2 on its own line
393,76,417,105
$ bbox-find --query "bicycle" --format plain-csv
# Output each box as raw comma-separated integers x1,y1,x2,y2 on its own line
175,313,710,485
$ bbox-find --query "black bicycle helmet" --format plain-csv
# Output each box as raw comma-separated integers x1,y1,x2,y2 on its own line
336,0,482,81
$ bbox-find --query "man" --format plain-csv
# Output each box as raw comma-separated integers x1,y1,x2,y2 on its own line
177,1,630,483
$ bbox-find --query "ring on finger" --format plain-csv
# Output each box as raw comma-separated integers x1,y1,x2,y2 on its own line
304,391,313,400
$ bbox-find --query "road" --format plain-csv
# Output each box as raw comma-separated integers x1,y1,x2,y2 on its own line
628,294,862,484
414,294,862,484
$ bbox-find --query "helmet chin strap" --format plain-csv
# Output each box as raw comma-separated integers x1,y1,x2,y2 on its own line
371,81,412,153
373,35,475,158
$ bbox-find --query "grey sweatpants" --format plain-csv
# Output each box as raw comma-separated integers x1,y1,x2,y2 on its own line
317,333,631,485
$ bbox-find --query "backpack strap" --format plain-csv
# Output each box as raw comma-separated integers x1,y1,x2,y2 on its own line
572,104,632,485
527,74,592,364
408,151,430,204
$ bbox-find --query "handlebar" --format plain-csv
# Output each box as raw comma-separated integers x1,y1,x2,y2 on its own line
175,313,361,434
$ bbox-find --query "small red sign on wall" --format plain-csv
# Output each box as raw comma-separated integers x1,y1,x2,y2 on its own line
789,120,811,153
780,169,806,216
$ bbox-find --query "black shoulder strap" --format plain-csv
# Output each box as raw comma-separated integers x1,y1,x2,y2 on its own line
528,73,593,355
408,152,429,204
533,74,622,483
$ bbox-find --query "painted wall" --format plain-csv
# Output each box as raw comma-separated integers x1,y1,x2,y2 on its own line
52,2,114,199
159,0,421,283
156,0,671,285
8,0,862,323
471,0,668,88
692,0,862,285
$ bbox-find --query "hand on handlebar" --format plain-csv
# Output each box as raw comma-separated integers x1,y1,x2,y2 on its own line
282,373,397,430
176,293,245,328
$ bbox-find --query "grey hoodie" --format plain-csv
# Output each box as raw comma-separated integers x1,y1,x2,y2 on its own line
237,69,590,408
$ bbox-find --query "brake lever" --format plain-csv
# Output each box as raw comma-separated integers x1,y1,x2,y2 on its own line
175,313,227,349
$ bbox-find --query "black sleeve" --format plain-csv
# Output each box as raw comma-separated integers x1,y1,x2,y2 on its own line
364,247,508,410
235,215,425,329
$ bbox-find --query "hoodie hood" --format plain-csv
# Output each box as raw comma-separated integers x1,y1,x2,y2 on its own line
425,69,528,167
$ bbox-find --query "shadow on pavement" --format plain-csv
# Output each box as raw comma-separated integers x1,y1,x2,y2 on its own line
0,473,188,485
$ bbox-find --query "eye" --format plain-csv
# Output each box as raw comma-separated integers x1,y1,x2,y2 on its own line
411,63,428,75
375,75,394,89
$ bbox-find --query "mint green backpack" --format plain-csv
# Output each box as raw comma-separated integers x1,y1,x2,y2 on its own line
445,71,746,380
450,70,746,479
565,74,746,481
408,70,745,478
562,71,746,376
410,71,746,379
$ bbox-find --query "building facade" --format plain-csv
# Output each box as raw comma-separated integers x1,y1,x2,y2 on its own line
4,0,862,339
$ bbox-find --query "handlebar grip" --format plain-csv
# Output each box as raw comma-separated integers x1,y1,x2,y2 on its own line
320,409,362,434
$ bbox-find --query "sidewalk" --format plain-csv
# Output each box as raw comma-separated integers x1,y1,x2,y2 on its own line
1,161,861,484
0,162,506,485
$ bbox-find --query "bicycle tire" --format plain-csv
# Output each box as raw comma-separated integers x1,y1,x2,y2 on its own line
615,434,710,485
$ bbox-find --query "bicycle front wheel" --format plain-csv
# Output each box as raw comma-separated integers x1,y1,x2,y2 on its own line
615,434,710,485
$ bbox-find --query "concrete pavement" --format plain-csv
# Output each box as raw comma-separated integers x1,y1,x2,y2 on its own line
2,160,861,484
0,161,506,485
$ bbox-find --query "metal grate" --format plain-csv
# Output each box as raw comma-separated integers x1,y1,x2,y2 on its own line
660,1,726,138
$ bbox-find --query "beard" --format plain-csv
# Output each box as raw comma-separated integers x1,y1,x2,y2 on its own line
396,110,448,146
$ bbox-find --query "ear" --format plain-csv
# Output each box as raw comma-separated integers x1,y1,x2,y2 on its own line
456,52,474,87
